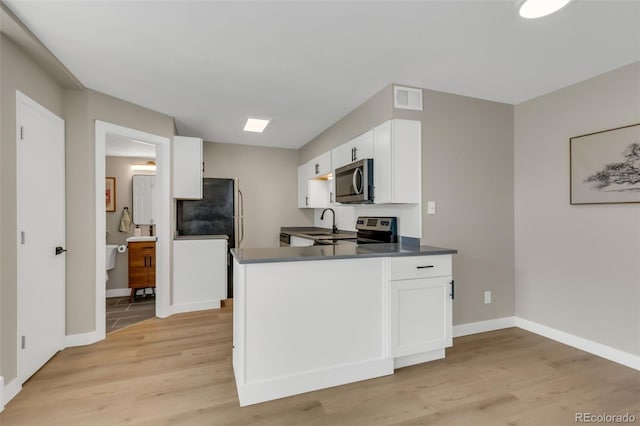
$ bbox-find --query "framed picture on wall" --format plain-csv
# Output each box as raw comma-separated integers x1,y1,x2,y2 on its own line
570,123,640,205
106,177,116,212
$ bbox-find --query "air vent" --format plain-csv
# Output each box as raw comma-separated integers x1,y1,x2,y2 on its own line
394,86,423,111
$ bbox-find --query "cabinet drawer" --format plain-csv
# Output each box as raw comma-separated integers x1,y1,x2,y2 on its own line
389,255,451,280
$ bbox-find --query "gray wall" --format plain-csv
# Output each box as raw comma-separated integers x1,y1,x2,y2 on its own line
299,84,515,326
298,85,393,164
105,156,155,291
514,62,640,355
0,34,64,384
203,142,312,248
395,90,515,325
63,89,175,334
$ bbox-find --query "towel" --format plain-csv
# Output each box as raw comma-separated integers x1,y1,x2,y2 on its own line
119,207,132,232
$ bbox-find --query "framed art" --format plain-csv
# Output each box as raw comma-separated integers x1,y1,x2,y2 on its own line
106,177,116,212
570,123,640,205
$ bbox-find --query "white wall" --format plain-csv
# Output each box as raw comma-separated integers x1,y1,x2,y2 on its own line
514,62,640,356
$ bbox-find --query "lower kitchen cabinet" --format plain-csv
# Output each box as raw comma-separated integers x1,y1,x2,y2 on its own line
172,238,228,312
128,241,156,302
389,255,453,366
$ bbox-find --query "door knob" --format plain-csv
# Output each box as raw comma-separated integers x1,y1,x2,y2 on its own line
55,246,67,255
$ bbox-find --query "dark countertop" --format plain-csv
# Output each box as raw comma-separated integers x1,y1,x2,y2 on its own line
174,234,229,241
231,243,457,264
281,226,357,241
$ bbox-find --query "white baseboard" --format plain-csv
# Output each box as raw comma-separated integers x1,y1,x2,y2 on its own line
394,349,445,369
452,316,515,337
2,377,21,411
170,300,221,315
65,330,103,348
236,358,393,406
515,317,640,371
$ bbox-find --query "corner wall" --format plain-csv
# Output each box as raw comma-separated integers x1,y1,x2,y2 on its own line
0,33,64,385
299,84,515,326
514,62,640,356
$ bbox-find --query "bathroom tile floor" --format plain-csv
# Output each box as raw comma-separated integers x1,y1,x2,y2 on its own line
106,295,156,332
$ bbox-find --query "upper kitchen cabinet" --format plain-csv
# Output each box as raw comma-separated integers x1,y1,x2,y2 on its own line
298,156,332,209
373,120,421,204
173,136,203,199
331,129,373,171
309,152,331,178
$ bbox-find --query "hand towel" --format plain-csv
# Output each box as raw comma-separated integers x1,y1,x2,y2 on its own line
119,207,132,232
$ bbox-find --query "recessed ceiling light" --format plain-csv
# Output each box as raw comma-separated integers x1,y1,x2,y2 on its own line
519,0,572,19
243,118,270,133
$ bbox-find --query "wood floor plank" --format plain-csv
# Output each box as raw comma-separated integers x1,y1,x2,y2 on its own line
1,306,638,426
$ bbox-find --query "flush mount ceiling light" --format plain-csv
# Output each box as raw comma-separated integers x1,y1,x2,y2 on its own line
243,118,270,133
519,0,572,18
131,161,156,171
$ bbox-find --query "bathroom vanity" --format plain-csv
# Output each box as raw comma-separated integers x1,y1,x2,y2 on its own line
127,237,157,302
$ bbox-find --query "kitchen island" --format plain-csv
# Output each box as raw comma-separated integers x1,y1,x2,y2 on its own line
231,243,457,406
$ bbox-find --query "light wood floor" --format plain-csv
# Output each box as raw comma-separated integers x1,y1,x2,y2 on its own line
1,302,638,426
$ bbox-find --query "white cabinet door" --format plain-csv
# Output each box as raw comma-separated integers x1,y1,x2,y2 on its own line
390,276,452,358
373,119,421,204
290,235,315,247
352,129,373,161
173,136,203,199
309,152,332,178
298,163,310,208
173,239,228,306
132,175,155,225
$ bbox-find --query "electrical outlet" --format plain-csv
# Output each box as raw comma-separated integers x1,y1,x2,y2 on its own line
427,201,436,215
484,291,492,304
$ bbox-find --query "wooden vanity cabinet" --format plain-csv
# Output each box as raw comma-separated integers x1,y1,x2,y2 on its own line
128,241,156,302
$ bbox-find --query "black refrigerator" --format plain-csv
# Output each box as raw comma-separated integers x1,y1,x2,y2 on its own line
176,178,243,297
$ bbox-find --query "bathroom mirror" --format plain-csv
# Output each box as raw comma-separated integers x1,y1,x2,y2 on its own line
132,175,155,225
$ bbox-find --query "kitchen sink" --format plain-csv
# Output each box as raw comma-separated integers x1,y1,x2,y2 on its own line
301,231,333,236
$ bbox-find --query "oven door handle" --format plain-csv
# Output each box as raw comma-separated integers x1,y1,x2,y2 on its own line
352,168,363,195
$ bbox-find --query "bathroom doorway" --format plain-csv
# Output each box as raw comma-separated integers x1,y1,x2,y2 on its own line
104,137,157,332
95,121,171,340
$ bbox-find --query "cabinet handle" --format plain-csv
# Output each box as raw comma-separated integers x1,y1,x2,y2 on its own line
306,196,308,206
144,256,147,267
450,280,455,300
143,246,154,249
353,147,358,161
150,256,153,267
315,163,319,174
330,192,333,203
351,147,355,162
416,265,434,269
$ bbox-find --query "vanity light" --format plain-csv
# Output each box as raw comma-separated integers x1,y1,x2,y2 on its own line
243,118,270,133
519,0,572,18
131,161,156,171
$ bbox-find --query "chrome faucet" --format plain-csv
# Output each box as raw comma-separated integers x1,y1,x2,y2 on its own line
320,208,338,234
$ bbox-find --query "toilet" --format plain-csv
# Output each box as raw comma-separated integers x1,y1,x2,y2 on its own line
106,244,118,282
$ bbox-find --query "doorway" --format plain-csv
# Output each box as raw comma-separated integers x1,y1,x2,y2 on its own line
94,121,171,340
16,91,65,382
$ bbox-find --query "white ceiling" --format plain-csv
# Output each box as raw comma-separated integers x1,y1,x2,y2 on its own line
6,1,640,149
105,134,156,158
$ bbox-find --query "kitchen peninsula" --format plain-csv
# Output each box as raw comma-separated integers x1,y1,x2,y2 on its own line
231,243,457,406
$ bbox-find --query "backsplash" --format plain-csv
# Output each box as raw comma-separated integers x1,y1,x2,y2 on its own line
313,204,421,238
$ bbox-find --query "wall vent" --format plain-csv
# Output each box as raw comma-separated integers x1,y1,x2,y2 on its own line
394,86,423,111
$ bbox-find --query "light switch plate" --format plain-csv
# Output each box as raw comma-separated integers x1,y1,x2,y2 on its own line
484,291,492,304
427,201,436,215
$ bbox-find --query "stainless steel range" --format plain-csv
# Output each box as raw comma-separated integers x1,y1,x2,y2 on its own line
356,216,398,244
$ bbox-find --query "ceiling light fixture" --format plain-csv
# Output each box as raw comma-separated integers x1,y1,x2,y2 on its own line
243,118,270,133
519,0,572,19
131,161,156,171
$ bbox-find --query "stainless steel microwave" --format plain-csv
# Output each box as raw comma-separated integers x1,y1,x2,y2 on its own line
335,159,374,204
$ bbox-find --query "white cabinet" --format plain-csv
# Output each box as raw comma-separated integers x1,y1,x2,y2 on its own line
389,255,452,364
298,155,331,209
173,238,227,311
173,136,203,199
332,129,374,170
373,120,421,204
309,152,331,178
290,235,315,247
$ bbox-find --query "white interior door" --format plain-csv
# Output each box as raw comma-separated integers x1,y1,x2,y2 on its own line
16,91,66,382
